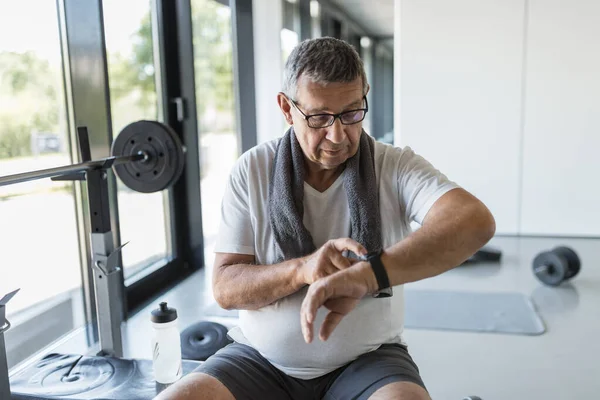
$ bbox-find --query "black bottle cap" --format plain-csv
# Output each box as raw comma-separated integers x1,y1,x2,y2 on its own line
151,302,178,323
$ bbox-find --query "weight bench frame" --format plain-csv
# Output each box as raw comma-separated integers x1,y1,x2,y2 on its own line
1,127,128,397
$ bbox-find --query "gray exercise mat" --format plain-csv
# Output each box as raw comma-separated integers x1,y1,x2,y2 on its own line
404,290,546,335
203,290,546,336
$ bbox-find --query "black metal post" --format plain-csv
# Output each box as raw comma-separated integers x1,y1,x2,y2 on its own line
231,0,258,153
0,290,19,399
0,330,8,399
60,0,121,346
0,316,11,399
154,0,204,266
298,0,312,41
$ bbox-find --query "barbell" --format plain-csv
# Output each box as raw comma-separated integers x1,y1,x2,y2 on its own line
0,120,185,193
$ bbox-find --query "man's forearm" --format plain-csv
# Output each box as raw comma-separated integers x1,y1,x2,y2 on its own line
381,190,496,288
214,258,305,310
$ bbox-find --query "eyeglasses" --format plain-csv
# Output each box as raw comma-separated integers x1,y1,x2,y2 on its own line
287,96,369,129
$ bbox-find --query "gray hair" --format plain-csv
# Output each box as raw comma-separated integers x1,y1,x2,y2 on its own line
282,37,368,99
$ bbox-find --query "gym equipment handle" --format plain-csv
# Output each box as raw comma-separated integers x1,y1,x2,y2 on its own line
0,153,145,187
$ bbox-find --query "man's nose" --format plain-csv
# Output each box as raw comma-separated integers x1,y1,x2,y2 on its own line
325,118,346,144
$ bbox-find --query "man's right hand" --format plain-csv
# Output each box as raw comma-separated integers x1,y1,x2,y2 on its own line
299,238,367,285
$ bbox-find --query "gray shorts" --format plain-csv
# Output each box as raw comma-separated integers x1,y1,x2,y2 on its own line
194,342,427,400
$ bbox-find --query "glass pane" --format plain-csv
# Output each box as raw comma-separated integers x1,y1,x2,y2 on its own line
280,28,299,132
281,29,300,64
283,0,299,33
310,0,321,38
103,0,170,278
0,0,86,369
360,37,373,135
191,0,238,271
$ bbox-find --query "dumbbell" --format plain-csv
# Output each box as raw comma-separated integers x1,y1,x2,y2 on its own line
532,246,581,286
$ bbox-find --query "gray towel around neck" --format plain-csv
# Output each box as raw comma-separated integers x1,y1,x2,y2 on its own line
268,126,382,261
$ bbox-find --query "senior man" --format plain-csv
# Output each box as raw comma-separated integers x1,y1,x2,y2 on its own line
157,37,495,400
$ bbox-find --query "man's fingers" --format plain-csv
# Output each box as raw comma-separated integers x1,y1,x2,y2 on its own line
304,283,326,323
329,238,367,257
319,311,344,341
330,250,352,270
301,275,364,343
320,297,360,341
301,311,314,344
301,281,329,343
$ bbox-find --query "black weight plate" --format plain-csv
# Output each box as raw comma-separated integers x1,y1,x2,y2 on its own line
111,120,184,193
532,251,568,286
180,321,232,361
147,120,185,189
553,246,581,279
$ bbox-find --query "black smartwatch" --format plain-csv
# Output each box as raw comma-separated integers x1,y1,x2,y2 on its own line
364,249,393,298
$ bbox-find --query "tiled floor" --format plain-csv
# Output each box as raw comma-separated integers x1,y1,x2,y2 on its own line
124,236,600,400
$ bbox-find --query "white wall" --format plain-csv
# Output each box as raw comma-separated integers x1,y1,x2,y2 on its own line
520,0,600,236
253,0,284,144
395,0,600,236
395,0,525,234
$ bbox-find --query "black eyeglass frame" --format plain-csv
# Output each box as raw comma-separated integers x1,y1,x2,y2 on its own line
287,95,369,128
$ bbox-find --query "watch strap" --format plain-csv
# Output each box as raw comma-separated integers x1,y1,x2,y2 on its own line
367,250,392,298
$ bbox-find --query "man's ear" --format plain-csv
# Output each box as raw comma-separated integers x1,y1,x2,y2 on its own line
277,92,294,125
364,83,371,97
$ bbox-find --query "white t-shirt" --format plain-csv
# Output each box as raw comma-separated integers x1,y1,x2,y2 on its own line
215,138,459,379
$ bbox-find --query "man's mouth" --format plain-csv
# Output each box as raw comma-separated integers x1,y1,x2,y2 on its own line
322,148,342,155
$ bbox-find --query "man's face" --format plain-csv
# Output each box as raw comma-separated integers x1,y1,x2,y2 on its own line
281,76,367,171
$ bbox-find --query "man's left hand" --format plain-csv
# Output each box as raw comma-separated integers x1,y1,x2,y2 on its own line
301,261,377,343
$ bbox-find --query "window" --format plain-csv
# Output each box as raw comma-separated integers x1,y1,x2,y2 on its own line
361,37,373,135
283,0,300,36
103,0,171,279
191,0,237,270
282,0,300,63
0,0,85,369
310,0,321,38
281,29,300,65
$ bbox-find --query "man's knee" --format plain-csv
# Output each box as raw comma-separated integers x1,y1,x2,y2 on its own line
369,381,431,400
154,372,235,400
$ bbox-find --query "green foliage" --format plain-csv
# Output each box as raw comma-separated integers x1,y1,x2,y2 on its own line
108,0,235,133
0,0,236,160
0,115,31,158
107,12,156,117
0,51,62,159
191,0,235,119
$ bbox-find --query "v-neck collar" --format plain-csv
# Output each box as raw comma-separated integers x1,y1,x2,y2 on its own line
303,171,345,198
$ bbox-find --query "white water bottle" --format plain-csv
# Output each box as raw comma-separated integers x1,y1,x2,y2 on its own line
151,302,182,384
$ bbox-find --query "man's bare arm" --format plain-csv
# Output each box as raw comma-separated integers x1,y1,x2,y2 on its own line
212,253,305,311
213,238,367,310
380,187,496,287
300,188,496,343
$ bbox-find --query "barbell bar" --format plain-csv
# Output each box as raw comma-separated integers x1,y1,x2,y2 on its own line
0,153,145,187
0,120,185,193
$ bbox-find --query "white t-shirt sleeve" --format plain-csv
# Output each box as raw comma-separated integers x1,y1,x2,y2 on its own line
397,147,460,225
214,156,255,255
